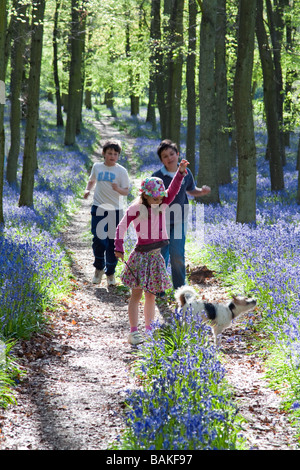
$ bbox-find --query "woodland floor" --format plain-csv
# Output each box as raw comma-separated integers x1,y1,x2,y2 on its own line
0,114,299,451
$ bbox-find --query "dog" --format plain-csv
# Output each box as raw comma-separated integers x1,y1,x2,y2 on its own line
175,286,257,346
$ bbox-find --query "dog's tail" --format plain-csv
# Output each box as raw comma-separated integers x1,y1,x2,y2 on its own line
175,285,197,306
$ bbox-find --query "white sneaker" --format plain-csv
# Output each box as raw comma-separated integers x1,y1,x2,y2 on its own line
107,274,116,286
128,331,144,345
92,269,104,284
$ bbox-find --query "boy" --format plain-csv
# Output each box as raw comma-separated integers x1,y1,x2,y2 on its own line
152,139,210,290
84,139,130,286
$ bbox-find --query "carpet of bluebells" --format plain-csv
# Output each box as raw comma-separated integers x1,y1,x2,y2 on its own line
0,100,96,340
2,100,300,446
117,314,241,450
110,109,300,448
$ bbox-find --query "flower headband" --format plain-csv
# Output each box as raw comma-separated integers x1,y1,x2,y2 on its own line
139,177,167,198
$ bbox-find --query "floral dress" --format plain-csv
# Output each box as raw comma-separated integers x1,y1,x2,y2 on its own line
121,248,172,293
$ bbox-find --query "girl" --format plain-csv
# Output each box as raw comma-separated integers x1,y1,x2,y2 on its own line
114,159,189,345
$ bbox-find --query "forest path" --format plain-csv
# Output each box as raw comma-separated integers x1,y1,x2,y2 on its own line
0,113,298,450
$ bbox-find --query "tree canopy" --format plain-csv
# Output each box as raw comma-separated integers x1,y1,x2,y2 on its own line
0,0,300,224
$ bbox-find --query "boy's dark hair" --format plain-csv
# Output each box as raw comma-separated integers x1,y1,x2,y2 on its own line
102,139,122,154
157,139,178,160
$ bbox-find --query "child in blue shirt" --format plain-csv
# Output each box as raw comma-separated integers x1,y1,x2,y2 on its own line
152,139,210,290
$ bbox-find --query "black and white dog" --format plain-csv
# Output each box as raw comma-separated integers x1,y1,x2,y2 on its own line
175,286,257,346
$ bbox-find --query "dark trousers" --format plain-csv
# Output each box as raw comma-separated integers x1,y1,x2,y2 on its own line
161,222,187,289
91,205,123,275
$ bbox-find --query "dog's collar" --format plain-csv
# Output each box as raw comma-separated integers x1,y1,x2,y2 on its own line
228,302,235,319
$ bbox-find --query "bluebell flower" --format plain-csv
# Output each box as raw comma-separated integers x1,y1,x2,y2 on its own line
291,402,300,410
1,100,93,337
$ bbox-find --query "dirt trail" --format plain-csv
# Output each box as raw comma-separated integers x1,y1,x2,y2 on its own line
0,114,298,450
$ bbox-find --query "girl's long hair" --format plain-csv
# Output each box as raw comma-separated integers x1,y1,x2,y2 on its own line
131,192,151,208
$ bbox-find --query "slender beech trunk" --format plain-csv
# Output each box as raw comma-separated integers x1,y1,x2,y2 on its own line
215,0,231,184
256,0,284,191
266,0,286,165
197,0,220,203
146,0,157,130
6,0,28,185
165,0,184,146
153,0,167,138
53,0,64,127
19,0,45,208
64,0,86,146
125,12,140,117
186,0,197,175
0,0,6,225
234,0,257,224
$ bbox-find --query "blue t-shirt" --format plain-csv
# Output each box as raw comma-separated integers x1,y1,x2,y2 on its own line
152,165,196,223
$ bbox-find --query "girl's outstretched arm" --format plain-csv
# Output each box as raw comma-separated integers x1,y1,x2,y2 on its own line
178,159,189,174
163,160,189,205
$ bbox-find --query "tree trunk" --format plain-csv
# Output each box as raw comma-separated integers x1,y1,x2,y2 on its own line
3,0,10,76
130,96,139,116
284,0,294,146
186,0,197,176
0,0,6,225
146,0,157,131
215,0,231,184
84,24,93,110
227,8,239,168
125,13,140,117
53,0,64,127
234,0,257,224
64,0,86,146
104,90,114,109
165,0,184,145
85,88,92,109
265,0,286,165
19,0,45,208
153,0,167,139
6,0,28,185
146,78,156,131
256,0,284,191
197,0,220,204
